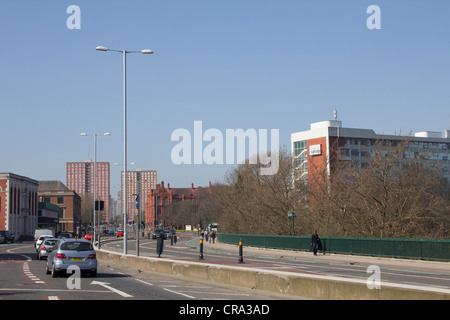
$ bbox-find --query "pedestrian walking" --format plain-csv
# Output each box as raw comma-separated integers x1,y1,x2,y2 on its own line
310,230,321,255
211,230,216,244
172,227,177,245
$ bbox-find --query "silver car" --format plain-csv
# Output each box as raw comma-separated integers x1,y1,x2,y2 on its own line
36,238,58,260
46,239,98,277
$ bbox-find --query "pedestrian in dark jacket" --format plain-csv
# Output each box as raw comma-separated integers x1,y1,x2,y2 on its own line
311,230,321,255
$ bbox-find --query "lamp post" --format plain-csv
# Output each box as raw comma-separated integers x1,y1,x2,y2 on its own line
96,46,153,255
80,132,111,247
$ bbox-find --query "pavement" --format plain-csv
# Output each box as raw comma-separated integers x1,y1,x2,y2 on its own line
195,236,450,275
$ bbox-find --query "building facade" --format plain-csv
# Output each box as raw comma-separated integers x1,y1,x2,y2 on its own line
37,202,60,232
38,181,82,234
121,169,157,227
145,181,210,229
66,160,110,223
0,173,39,240
291,120,450,184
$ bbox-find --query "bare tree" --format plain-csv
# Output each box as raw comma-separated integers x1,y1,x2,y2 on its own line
215,147,305,235
308,137,450,238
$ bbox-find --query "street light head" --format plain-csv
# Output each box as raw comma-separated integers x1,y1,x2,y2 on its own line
141,49,154,54
104,132,111,136
80,133,88,136
96,46,108,51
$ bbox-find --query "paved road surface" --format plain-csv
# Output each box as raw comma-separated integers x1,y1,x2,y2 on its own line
102,232,450,293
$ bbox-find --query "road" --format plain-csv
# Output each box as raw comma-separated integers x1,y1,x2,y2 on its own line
102,232,450,293
0,241,282,301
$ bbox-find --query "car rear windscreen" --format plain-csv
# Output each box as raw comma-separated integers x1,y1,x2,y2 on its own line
60,242,93,251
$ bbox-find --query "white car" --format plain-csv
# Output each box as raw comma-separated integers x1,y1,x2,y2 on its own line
36,235,54,252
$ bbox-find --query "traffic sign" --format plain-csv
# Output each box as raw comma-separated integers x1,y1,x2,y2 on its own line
287,211,297,218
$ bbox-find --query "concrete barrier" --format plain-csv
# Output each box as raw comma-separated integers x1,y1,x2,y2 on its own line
96,249,450,300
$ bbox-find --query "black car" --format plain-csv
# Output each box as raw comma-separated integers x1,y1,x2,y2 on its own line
152,228,167,240
0,230,14,244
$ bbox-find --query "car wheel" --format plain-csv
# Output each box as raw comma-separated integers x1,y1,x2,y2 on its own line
51,265,58,278
46,264,51,275
91,270,97,277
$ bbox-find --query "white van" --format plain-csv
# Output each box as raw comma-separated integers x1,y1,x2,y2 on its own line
34,229,54,244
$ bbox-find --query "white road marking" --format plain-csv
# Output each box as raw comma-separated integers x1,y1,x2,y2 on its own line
91,280,133,298
163,287,196,299
135,278,154,286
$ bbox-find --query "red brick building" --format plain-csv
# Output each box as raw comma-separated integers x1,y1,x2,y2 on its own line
38,181,82,234
0,173,39,240
145,181,211,229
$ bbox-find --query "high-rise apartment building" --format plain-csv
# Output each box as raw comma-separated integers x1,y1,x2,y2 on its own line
66,160,111,223
121,169,157,226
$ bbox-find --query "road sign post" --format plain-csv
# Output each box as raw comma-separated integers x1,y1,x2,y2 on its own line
287,211,298,236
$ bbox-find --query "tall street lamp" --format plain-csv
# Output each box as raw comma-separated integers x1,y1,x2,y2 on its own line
80,132,111,248
96,46,153,255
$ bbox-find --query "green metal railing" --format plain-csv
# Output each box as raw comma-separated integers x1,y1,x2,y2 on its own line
217,233,450,261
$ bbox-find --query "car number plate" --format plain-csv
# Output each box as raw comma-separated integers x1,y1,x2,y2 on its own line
71,257,84,261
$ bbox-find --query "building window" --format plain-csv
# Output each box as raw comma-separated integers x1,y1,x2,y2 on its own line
57,197,64,204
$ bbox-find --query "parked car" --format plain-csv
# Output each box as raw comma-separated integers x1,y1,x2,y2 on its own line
152,228,166,240
0,230,15,244
116,230,124,237
36,238,58,260
35,235,54,251
46,239,97,277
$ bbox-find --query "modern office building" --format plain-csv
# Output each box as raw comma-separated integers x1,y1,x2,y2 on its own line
291,119,450,184
0,172,39,241
66,160,110,223
121,169,157,226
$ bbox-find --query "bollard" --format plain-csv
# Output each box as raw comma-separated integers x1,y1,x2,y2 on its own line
199,238,204,260
238,239,244,264
156,236,164,257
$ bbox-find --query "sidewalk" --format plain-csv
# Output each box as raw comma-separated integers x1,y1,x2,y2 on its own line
196,237,450,275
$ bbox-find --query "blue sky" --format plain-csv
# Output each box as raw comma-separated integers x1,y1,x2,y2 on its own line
1,1,449,196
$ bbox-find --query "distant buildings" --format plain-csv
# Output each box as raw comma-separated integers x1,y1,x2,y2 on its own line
121,169,157,226
66,160,110,223
291,119,450,184
0,173,39,241
146,181,210,228
38,180,81,234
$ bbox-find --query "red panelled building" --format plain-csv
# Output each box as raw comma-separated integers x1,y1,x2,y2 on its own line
66,160,111,223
